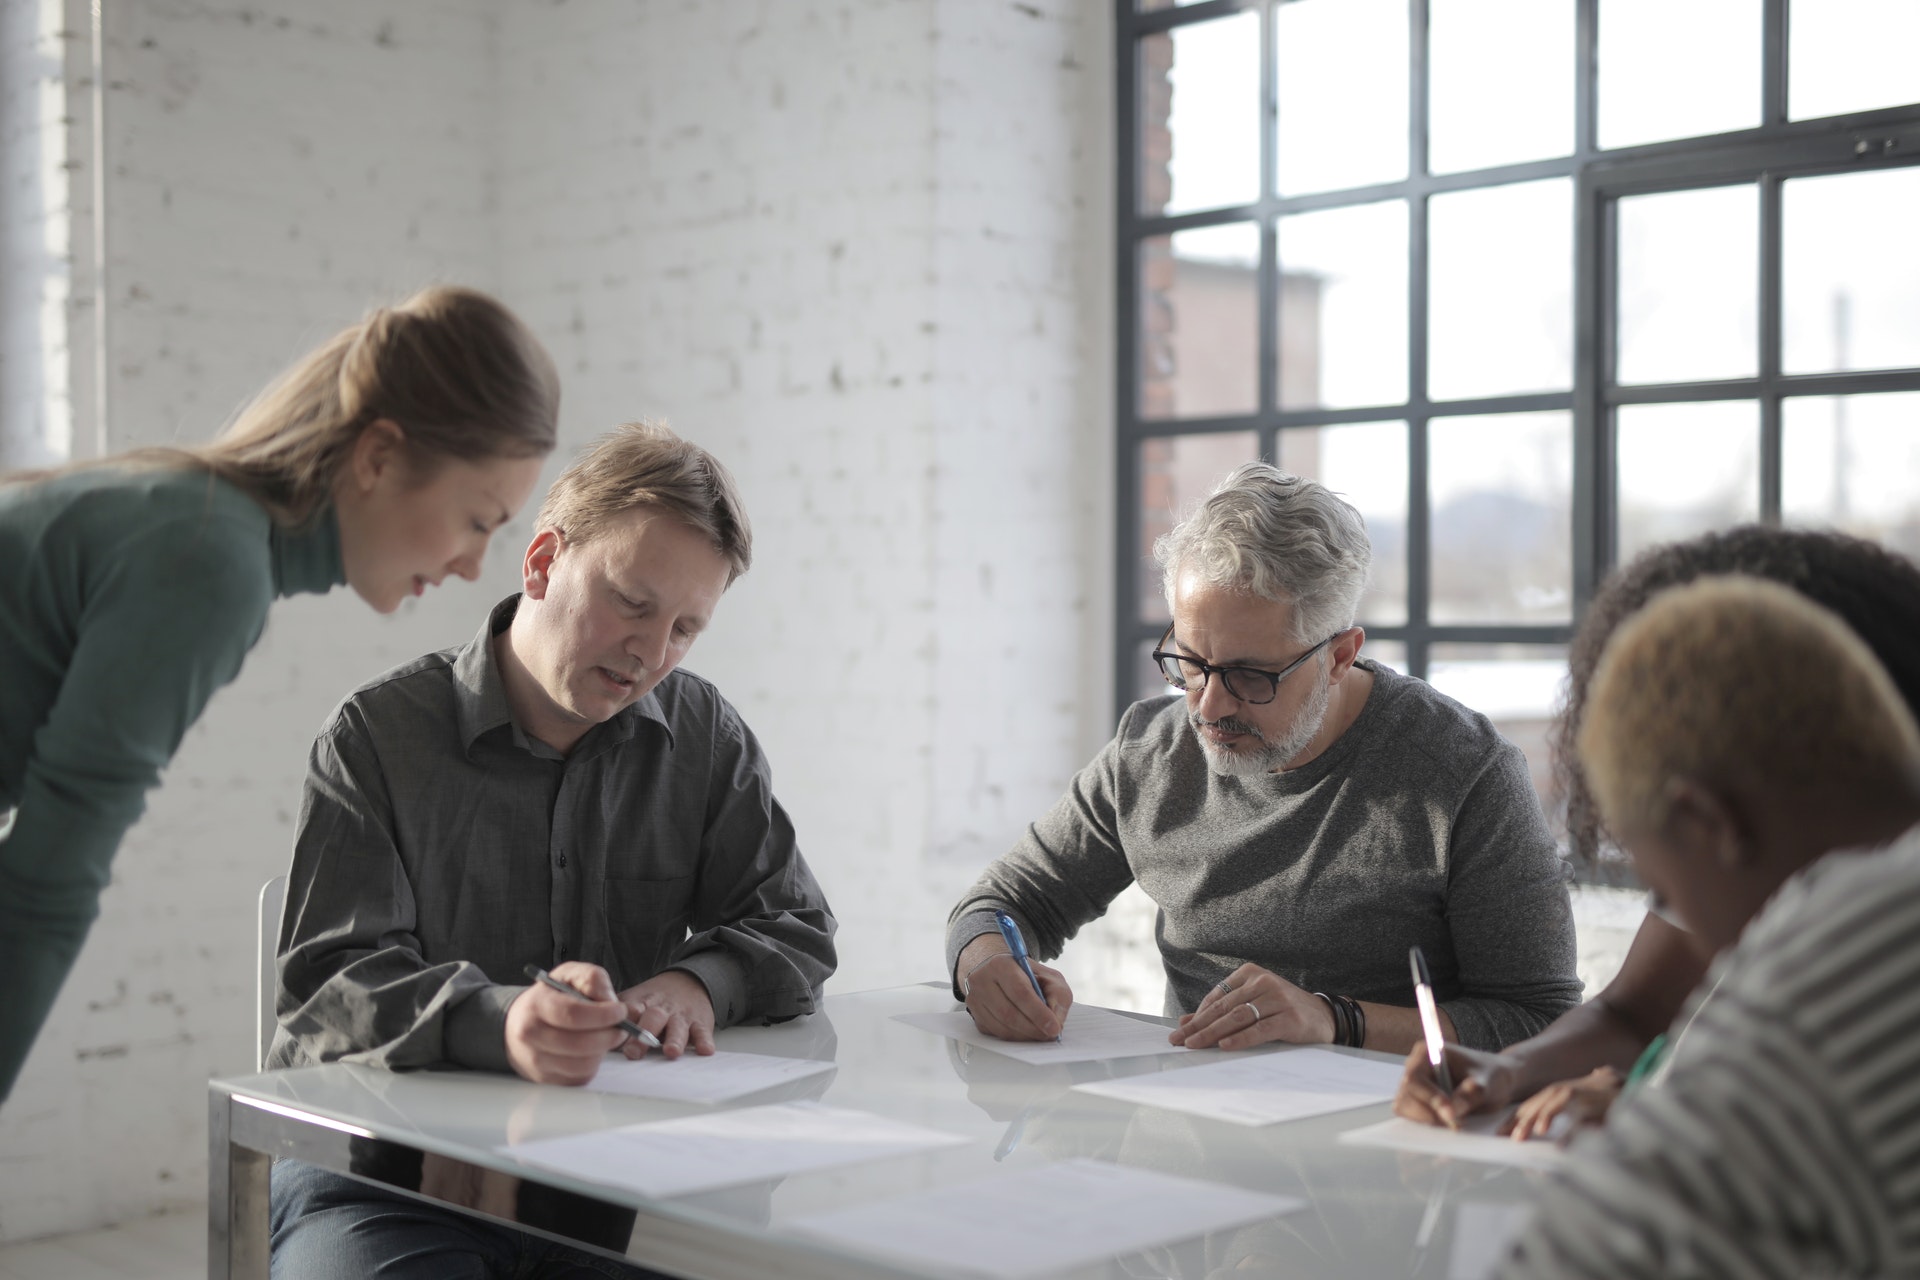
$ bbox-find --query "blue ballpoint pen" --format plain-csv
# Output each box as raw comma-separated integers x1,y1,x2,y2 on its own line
993,910,1059,1041
993,910,1047,1003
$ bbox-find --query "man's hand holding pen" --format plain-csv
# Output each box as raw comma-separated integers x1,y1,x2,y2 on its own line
956,934,1073,1041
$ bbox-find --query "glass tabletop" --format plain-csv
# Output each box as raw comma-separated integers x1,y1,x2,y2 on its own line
218,983,1546,1279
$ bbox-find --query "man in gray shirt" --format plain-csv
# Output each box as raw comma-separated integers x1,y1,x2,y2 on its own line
949,465,1577,1056
270,423,835,1280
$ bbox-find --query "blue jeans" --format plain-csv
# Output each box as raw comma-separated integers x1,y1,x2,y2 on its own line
270,1159,668,1280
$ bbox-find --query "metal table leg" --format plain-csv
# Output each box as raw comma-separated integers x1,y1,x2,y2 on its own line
208,1087,271,1280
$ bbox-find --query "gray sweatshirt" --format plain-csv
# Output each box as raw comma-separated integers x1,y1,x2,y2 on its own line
946,662,1581,1051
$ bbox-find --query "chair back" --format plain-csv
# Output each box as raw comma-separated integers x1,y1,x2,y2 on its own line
257,875,288,1072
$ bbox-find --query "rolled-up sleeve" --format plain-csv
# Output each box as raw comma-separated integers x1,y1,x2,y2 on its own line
670,707,836,1028
272,706,517,1072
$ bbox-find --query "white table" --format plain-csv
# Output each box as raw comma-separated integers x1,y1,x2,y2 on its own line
208,983,1544,1279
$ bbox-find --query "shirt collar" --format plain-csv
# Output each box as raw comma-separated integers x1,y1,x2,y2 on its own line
452,594,676,758
269,505,346,599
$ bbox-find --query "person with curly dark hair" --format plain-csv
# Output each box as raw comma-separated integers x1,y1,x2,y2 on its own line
1495,576,1920,1279
1394,524,1920,1136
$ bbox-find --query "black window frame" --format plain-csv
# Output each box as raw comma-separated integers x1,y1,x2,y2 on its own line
1115,0,1920,734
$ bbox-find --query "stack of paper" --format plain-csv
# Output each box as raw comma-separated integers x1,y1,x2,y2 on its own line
1071,1046,1404,1125
791,1158,1305,1278
580,1050,835,1103
498,1101,967,1197
894,1005,1193,1065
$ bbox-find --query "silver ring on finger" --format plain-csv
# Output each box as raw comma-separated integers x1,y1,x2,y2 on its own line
1215,980,1234,994
1246,1001,1262,1023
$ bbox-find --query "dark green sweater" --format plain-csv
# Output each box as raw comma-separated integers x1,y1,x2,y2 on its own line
0,465,344,1100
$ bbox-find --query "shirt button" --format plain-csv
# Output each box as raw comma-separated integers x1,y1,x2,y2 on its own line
556,852,567,869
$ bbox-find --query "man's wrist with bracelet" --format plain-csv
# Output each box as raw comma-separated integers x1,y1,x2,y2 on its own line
959,950,1010,998
1312,991,1367,1048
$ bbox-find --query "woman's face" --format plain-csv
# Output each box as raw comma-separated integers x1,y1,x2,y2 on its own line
335,424,545,613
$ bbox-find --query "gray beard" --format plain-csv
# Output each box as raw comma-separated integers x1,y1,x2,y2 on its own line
1191,660,1333,777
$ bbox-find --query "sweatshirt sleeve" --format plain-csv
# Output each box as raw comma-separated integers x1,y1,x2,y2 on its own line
943,710,1142,995
1435,741,1584,1050
0,523,271,1100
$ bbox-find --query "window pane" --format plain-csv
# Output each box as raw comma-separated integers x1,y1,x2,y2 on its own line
1616,401,1759,563
1277,200,1408,410
1362,639,1407,674
1599,0,1762,149
1137,431,1259,622
1427,643,1569,836
1430,411,1573,624
1276,420,1409,626
1617,184,1758,385
1139,14,1261,217
1790,0,1920,121
1783,392,1920,562
1782,167,1920,376
1139,224,1259,420
1276,0,1408,196
1429,0,1574,174
1429,178,1573,401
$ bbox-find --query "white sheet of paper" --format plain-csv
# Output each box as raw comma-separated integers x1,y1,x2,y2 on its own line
1339,1116,1567,1171
790,1157,1306,1279
498,1101,968,1197
1448,1202,1536,1280
895,1005,1195,1065
1071,1047,1404,1125
580,1050,835,1103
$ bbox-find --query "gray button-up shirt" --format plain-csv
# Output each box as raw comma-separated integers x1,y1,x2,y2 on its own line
269,595,837,1073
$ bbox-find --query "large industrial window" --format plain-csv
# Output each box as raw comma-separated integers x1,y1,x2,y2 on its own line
1116,0,1920,842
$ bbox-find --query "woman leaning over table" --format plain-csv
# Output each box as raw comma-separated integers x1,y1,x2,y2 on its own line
0,284,559,1103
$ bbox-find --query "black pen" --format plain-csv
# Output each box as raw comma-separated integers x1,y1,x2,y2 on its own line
522,963,663,1049
1409,946,1452,1093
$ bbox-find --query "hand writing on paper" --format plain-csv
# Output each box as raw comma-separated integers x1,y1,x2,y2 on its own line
1393,1042,1522,1130
957,935,1073,1041
505,961,631,1085
1502,1066,1622,1142
1170,963,1332,1051
617,970,716,1061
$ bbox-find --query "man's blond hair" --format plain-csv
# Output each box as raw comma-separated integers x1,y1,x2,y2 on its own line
535,422,752,584
1579,575,1920,840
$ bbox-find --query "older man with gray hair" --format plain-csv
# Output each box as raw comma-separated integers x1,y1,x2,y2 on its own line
946,464,1580,1055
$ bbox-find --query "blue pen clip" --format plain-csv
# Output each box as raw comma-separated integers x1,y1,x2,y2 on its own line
993,910,1048,1005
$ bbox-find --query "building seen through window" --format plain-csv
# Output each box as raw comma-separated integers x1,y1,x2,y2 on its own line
1120,0,1920,855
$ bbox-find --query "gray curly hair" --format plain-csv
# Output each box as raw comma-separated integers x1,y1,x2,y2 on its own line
1153,463,1372,646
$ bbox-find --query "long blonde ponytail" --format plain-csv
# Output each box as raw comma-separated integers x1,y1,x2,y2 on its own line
5,285,559,526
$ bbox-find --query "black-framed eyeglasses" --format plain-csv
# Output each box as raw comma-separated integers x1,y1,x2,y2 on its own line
1149,624,1344,705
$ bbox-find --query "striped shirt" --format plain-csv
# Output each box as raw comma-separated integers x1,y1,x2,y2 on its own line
1498,824,1920,1279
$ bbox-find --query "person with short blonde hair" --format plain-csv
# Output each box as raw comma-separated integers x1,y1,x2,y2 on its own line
533,420,751,583
268,422,835,1280
0,284,558,1103
1498,576,1920,1280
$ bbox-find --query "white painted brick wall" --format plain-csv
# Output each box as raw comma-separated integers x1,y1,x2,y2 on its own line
0,0,519,1240
0,0,1116,1242
495,0,1116,999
